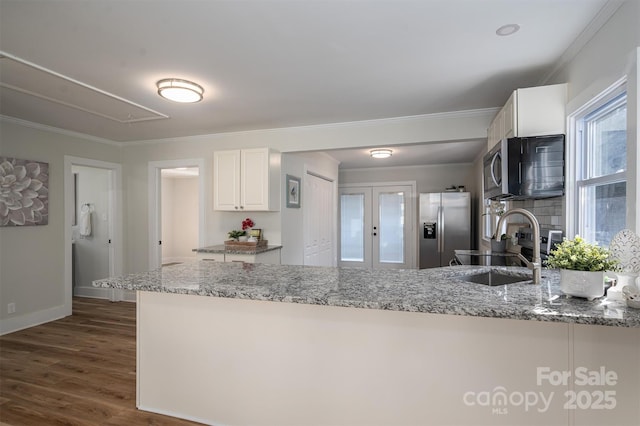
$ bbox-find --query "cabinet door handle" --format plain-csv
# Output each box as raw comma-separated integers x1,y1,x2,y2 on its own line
240,206,244,209
235,206,239,210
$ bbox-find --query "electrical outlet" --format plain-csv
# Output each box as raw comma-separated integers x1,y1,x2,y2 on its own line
8,302,16,314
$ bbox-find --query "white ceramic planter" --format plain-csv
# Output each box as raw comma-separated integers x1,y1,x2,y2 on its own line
560,269,604,301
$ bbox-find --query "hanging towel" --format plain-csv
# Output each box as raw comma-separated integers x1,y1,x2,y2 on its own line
79,205,92,237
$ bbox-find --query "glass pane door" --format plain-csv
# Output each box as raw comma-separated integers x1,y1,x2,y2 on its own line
373,186,412,269
339,185,413,269
339,188,372,267
377,192,404,263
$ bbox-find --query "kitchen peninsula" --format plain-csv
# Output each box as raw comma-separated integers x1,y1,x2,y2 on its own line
94,261,640,425
193,244,282,264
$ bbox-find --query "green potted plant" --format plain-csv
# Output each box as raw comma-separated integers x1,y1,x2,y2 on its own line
227,230,246,241
545,236,618,300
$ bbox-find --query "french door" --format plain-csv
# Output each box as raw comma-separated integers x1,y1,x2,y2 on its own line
339,184,413,269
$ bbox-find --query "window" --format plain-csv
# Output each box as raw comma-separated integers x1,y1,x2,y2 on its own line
482,199,506,240
573,86,627,247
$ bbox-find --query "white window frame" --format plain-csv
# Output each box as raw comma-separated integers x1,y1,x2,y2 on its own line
566,78,627,243
482,199,507,241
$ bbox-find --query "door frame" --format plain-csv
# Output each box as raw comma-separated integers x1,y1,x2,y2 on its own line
338,181,417,269
148,159,206,270
64,156,123,309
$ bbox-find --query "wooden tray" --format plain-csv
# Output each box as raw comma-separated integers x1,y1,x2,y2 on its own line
224,240,268,250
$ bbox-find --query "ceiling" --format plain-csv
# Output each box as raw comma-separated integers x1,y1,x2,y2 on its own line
0,0,613,167
323,139,487,169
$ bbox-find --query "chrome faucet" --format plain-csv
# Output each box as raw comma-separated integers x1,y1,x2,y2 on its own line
495,208,542,284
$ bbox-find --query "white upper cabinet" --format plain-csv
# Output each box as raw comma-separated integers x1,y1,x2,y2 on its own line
487,83,567,149
214,148,281,211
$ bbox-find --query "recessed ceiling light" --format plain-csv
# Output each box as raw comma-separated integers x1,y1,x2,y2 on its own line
157,78,204,103
370,149,393,159
496,24,520,37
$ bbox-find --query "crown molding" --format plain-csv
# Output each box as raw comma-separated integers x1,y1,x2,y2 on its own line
0,115,122,147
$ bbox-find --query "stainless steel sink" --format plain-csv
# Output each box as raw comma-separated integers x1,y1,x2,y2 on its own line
460,271,531,286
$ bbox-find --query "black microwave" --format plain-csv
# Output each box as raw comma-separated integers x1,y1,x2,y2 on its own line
484,135,565,200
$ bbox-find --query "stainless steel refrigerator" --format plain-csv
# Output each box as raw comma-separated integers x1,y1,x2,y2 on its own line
419,192,471,268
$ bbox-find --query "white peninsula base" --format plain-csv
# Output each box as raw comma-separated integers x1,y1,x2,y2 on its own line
137,291,640,426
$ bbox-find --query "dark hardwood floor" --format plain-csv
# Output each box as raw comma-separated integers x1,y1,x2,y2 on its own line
0,297,202,425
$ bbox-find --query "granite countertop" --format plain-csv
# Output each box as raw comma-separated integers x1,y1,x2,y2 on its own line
193,244,282,255
93,262,640,328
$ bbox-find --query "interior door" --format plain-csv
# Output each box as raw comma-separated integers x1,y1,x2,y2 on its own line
339,185,413,269
304,173,335,266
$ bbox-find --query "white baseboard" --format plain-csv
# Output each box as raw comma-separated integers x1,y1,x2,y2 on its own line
73,286,113,299
0,304,68,336
74,286,136,303
137,405,218,426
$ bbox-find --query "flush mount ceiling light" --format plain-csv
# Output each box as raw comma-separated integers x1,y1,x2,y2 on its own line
370,149,393,159
496,24,520,36
156,78,204,103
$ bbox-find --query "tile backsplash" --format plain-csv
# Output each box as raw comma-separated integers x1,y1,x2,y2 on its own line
511,197,564,231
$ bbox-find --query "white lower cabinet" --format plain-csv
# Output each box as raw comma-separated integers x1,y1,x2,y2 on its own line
225,249,281,264
196,253,225,262
197,249,281,264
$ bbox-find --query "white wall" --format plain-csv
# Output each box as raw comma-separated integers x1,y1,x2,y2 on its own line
121,111,493,273
0,119,121,333
339,162,475,194
72,165,111,294
161,176,199,263
281,152,340,265
547,0,639,233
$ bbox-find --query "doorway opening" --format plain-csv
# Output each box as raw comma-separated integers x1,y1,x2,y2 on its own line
64,156,122,310
339,182,416,269
148,159,206,270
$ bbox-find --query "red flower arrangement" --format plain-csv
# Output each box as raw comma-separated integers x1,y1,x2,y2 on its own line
242,217,254,230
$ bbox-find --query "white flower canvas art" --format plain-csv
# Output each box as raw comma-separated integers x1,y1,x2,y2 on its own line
0,157,49,226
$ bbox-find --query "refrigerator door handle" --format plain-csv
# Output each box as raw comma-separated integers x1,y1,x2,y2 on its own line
437,206,444,253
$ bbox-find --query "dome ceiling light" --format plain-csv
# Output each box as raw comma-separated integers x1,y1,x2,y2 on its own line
370,149,393,159
157,78,204,103
496,24,520,36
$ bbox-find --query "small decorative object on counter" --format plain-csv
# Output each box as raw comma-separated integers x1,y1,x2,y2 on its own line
546,236,619,300
227,230,245,241
622,284,640,309
606,229,640,300
242,217,255,231
490,233,510,253
242,217,256,242
226,217,266,248
248,228,262,241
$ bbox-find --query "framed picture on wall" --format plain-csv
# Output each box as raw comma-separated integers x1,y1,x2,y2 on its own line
286,174,301,208
0,157,49,227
